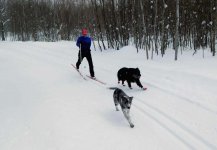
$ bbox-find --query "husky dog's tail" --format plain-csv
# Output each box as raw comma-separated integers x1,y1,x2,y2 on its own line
108,87,118,90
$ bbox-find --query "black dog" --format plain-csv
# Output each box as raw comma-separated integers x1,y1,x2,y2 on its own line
117,67,145,90
110,87,134,128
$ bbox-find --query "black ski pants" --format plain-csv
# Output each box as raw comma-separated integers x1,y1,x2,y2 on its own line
76,51,95,77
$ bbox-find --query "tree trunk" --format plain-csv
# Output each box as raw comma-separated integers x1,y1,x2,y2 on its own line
154,0,158,55
161,0,167,57
174,0,179,60
210,0,216,56
1,21,5,41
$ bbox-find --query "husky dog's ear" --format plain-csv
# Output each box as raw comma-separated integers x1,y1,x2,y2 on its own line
129,96,133,101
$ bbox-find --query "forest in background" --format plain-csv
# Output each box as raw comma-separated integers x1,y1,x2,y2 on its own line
0,0,216,59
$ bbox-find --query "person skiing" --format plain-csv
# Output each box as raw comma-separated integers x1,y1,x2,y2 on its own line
76,29,95,78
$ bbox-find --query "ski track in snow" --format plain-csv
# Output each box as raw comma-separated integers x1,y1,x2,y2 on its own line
80,53,217,149
95,66,217,150
134,98,217,150
143,80,217,115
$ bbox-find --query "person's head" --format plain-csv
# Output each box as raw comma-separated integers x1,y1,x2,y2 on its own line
82,29,88,36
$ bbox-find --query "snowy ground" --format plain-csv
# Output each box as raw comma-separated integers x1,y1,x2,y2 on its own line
0,41,217,150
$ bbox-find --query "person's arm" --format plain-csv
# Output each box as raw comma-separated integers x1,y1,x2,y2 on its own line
76,37,81,47
87,37,91,50
89,37,92,47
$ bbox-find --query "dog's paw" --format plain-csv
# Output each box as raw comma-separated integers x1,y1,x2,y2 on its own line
130,124,134,128
142,87,147,90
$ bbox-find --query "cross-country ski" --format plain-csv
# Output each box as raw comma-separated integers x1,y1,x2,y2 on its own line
71,64,87,80
86,75,106,85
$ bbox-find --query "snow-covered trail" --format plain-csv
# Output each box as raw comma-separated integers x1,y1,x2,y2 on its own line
0,41,217,150
93,46,217,149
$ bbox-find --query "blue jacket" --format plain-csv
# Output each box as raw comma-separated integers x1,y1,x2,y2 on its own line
76,36,91,53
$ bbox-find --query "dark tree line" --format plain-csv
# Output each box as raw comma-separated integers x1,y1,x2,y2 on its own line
0,0,216,58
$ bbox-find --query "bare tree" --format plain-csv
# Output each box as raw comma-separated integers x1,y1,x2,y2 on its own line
1,0,216,58
0,0,9,41
174,0,179,60
160,0,167,57
153,0,158,58
210,0,216,56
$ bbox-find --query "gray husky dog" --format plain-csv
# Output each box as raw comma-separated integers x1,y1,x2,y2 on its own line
110,87,134,128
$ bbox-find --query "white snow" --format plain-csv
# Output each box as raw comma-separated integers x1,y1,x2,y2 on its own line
0,41,217,150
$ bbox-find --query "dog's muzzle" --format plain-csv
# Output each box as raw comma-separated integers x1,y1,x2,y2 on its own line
126,103,131,109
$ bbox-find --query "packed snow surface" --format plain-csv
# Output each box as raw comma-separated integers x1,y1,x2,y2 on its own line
0,41,217,150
